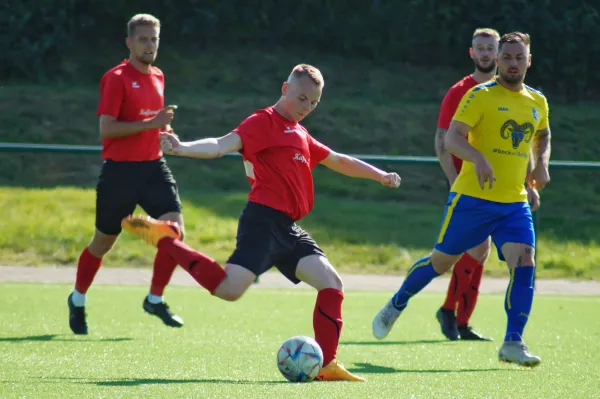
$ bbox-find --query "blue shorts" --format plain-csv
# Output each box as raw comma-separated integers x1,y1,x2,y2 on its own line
434,193,535,261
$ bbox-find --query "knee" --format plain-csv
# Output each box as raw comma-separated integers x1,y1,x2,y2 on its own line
219,291,244,302
328,272,344,292
316,267,344,292
469,239,492,263
214,285,248,302
520,247,535,266
430,251,456,274
88,238,116,257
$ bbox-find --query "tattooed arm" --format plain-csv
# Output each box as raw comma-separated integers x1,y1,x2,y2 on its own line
532,126,551,168
530,126,552,190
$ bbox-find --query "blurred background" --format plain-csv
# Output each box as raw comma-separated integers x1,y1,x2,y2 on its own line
1,0,599,279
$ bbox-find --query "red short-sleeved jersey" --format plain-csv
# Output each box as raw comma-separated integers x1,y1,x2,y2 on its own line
437,75,479,172
97,60,165,162
234,106,331,221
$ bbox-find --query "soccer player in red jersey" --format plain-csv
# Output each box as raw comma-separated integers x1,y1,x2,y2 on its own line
433,28,500,341
122,64,401,381
68,14,186,334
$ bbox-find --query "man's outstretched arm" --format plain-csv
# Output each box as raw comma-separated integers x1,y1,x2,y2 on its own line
320,151,401,188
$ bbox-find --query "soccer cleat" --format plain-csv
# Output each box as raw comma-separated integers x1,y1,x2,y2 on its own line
498,341,541,368
68,293,88,335
372,299,402,340
316,359,365,382
143,297,184,328
436,308,460,341
458,325,493,341
121,215,181,247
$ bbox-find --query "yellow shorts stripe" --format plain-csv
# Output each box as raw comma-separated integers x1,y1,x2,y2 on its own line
506,268,515,310
436,194,462,245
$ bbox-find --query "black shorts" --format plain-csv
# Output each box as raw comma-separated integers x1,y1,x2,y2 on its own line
95,158,182,235
227,201,326,284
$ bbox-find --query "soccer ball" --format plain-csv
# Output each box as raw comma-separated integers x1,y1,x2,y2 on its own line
276,335,323,382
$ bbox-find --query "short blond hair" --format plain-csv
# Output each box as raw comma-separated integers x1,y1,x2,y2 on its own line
473,28,501,41
288,64,324,86
127,14,161,37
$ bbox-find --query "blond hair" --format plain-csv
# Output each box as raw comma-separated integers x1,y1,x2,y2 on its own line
288,64,324,86
127,14,161,37
473,28,501,41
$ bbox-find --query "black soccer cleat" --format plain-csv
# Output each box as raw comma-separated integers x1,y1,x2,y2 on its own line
436,308,460,340
143,297,184,328
68,293,88,335
458,325,493,341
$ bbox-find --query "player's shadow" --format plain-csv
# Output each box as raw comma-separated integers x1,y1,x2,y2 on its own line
0,334,133,343
340,339,450,346
84,378,288,386
348,362,514,374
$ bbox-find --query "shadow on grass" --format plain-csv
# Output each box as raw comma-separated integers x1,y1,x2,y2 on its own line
19,376,293,387
0,334,133,343
40,377,288,386
340,339,450,346
348,362,515,374
89,378,289,386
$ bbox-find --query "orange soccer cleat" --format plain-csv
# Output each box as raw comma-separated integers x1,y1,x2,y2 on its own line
121,215,181,247
315,359,366,382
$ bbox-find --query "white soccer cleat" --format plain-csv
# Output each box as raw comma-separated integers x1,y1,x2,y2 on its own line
372,299,402,340
498,340,541,368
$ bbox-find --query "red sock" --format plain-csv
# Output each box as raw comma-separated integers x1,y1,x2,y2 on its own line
150,249,178,296
444,253,479,312
457,262,484,326
442,269,459,311
74,247,102,294
313,288,344,366
157,237,226,294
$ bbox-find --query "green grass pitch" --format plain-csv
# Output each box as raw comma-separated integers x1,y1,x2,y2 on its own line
1,283,599,398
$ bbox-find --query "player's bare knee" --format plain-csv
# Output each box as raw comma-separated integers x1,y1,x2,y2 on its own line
296,255,343,291
88,242,114,258
324,269,344,292
468,238,492,263
213,264,255,301
88,231,118,257
430,250,458,274
213,281,248,302
502,243,535,268
519,246,535,267
218,288,246,302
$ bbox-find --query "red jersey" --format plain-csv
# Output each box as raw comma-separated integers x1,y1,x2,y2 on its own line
437,75,479,172
97,60,165,162
234,106,331,221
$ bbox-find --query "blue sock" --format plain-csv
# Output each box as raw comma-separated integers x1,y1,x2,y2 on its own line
391,256,441,311
504,266,535,342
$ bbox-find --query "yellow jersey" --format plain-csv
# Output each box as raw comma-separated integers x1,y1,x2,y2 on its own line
450,78,549,203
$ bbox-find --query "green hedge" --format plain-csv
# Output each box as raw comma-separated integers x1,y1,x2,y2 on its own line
3,0,598,99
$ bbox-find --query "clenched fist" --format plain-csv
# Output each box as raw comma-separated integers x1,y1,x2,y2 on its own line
160,132,182,155
380,172,401,188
